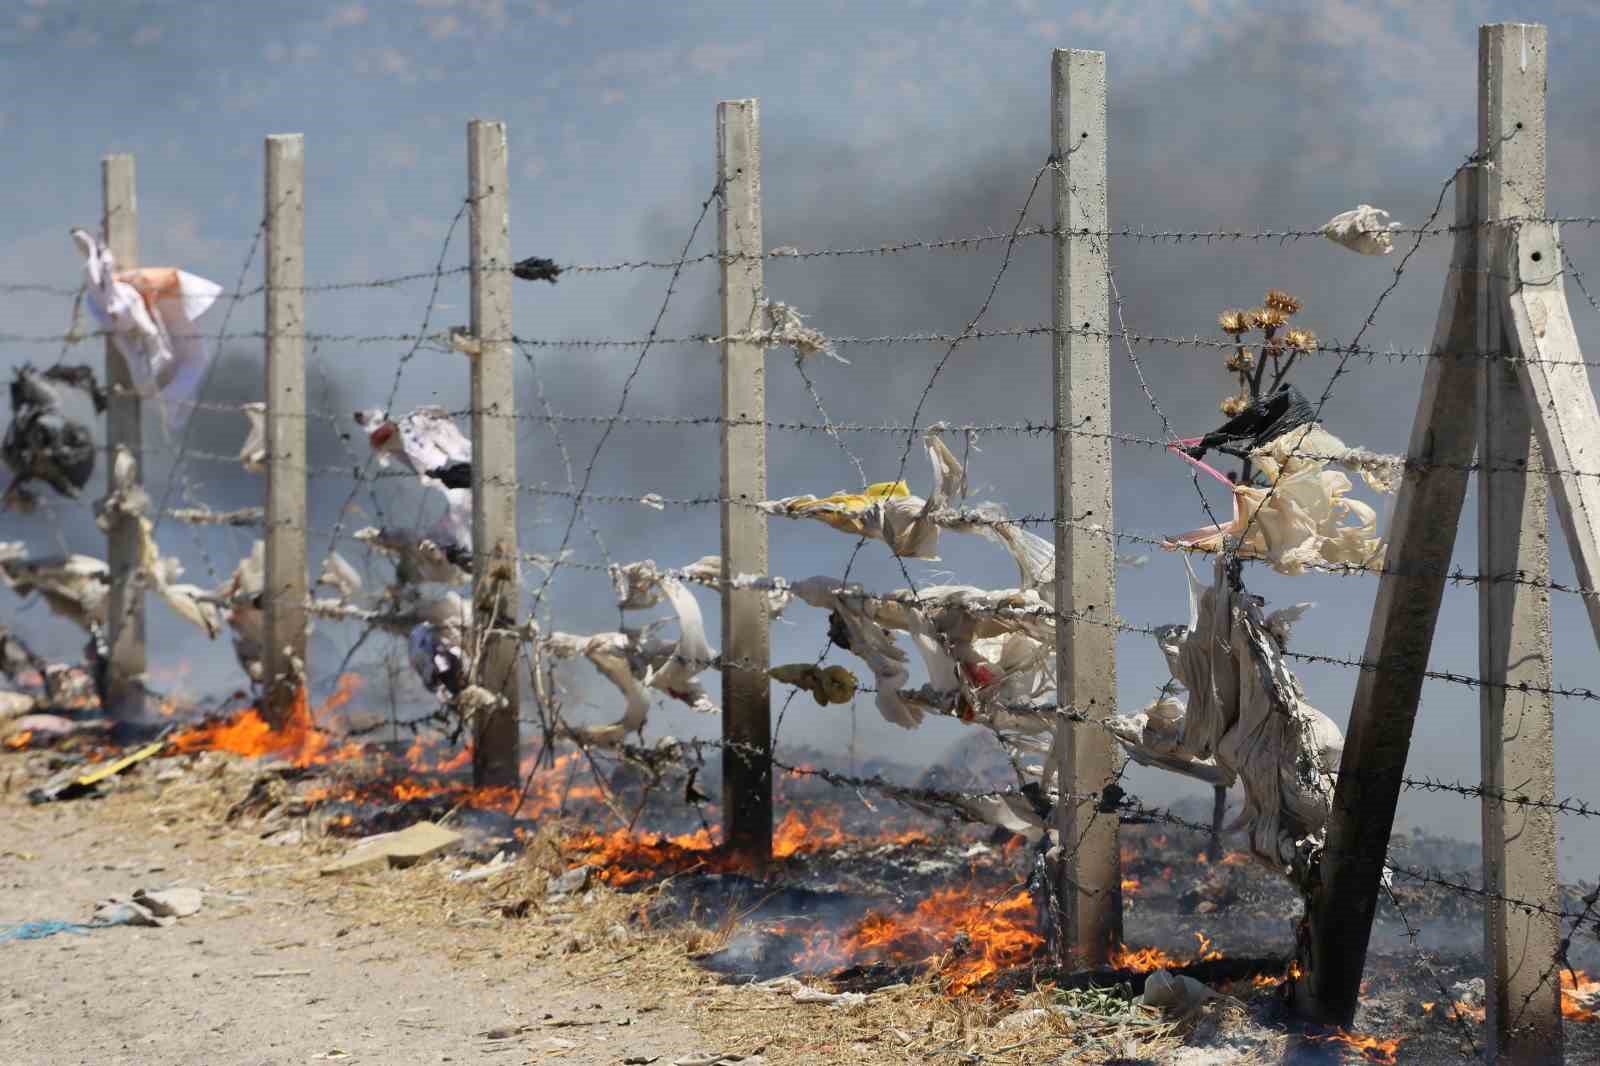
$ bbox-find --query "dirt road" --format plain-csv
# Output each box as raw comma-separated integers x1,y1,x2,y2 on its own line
0,782,717,1066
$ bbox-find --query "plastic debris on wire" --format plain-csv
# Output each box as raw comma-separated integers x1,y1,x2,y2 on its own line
544,560,719,748
316,552,363,601
72,227,222,430
760,431,967,560
96,446,222,640
353,407,475,585
679,555,790,618
511,255,562,284
1164,388,1394,576
3,364,103,512
238,402,267,474
355,405,472,490
1160,554,1343,879
409,619,466,703
0,540,110,633
1320,204,1403,256
219,541,267,684
768,662,858,706
754,299,846,364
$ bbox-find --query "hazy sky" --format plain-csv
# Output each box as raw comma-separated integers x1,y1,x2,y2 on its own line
4,0,1600,873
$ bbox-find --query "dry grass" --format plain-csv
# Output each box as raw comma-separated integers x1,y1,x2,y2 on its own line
13,749,1292,1065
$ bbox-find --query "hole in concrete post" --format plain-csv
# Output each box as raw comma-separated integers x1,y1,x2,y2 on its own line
1531,251,1543,262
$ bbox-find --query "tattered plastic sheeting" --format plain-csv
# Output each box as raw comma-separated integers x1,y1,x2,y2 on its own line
1159,556,1342,874
0,542,109,633
769,662,858,706
354,406,472,490
97,447,221,640
409,621,465,701
72,229,222,428
761,433,967,560
353,517,471,587
1249,424,1401,496
1164,461,1386,575
3,364,102,511
787,576,918,727
753,300,845,364
316,552,363,601
681,555,791,618
219,542,266,683
545,563,719,748
1321,205,1403,256
1107,694,1234,787
238,402,267,474
783,576,1056,736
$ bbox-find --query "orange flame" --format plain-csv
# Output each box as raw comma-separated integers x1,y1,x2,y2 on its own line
1110,933,1226,974
1562,969,1600,1022
1112,943,1185,973
1253,959,1302,990
168,677,364,767
1194,931,1223,962
1121,877,1141,894
1310,1031,1403,1064
558,808,926,886
3,730,34,751
799,888,1044,995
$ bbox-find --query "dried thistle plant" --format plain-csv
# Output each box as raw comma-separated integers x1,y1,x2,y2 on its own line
1216,288,1316,482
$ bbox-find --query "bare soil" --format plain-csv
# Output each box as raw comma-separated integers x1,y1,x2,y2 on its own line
0,774,717,1066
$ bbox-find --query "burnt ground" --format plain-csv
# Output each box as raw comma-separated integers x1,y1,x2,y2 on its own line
4,732,1600,1064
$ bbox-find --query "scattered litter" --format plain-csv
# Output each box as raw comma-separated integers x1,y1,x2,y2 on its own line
1321,204,1403,255
449,850,513,883
0,919,93,942
0,691,36,720
8,713,81,739
133,886,203,918
545,864,592,899
27,738,165,803
252,969,313,979
751,975,866,1009
1135,968,1220,1016
320,821,462,876
996,1007,1057,1031
672,1053,766,1066
92,896,173,928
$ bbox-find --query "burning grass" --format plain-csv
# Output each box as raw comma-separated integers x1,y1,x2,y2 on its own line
169,677,363,766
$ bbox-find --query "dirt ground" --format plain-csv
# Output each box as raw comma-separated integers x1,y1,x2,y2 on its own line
0,779,721,1066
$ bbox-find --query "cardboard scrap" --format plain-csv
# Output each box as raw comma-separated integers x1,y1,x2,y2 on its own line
319,821,462,876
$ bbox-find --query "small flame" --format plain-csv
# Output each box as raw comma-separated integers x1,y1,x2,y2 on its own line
3,730,34,751
1253,959,1303,989
1121,877,1141,894
1112,944,1185,973
1562,969,1600,1022
1111,934,1226,974
1310,1031,1403,1064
